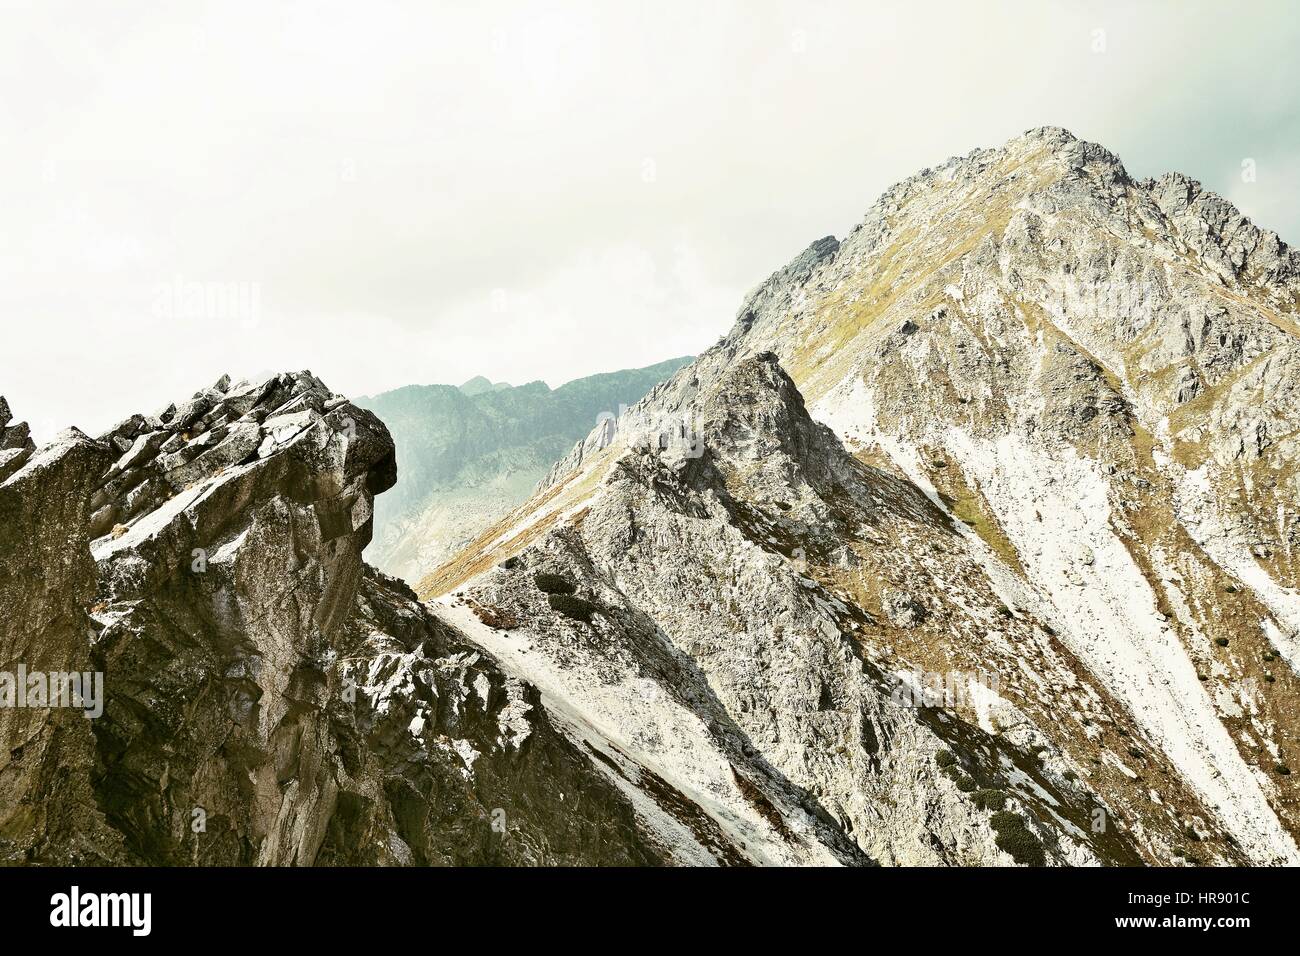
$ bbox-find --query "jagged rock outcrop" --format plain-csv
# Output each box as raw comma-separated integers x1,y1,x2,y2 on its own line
423,127,1300,866
0,375,677,864
0,397,37,484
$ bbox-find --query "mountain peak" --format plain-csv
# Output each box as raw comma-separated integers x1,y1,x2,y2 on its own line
458,375,511,396
1019,124,1079,143
421,128,1300,865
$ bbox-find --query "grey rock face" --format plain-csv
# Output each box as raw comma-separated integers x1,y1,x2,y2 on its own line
0,427,120,862
0,372,673,865
425,127,1300,866
882,590,926,628
433,354,1146,865
0,396,37,483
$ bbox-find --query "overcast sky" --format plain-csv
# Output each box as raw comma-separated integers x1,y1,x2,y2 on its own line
2,0,1297,440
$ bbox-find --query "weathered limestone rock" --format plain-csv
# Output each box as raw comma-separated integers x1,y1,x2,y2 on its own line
0,396,37,484
0,373,672,865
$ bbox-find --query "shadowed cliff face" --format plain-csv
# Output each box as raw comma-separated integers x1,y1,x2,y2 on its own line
0,373,673,865
0,426,119,862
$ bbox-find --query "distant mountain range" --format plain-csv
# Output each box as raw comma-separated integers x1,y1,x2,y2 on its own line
354,356,692,582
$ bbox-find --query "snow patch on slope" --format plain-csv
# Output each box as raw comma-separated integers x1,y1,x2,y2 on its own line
1175,464,1300,673
812,377,1299,864
431,596,840,866
944,431,1297,864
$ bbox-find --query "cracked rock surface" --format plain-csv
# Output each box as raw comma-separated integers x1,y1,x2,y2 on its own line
0,373,672,864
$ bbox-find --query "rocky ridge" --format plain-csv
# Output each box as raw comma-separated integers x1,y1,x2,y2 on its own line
0,374,687,864
0,397,37,484
422,128,1300,865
